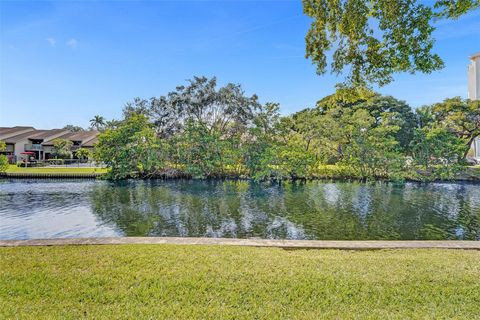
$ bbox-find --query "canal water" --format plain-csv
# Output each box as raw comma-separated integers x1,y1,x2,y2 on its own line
0,179,479,240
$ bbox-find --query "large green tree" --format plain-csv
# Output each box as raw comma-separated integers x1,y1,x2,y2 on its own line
317,90,417,152
303,0,479,86
411,127,465,171
418,97,480,158
355,95,417,152
123,76,261,139
245,102,282,177
338,109,403,179
94,115,164,179
173,121,242,178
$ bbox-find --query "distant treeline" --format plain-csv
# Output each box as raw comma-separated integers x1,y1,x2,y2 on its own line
91,76,480,181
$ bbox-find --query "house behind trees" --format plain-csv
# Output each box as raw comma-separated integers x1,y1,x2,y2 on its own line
0,126,98,163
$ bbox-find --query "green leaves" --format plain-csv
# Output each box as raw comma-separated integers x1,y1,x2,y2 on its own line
94,115,163,179
89,115,106,131
0,141,7,172
411,127,466,179
75,148,91,160
434,0,480,18
123,76,260,139
302,0,477,86
52,138,74,159
419,97,480,158
175,122,229,178
93,76,477,182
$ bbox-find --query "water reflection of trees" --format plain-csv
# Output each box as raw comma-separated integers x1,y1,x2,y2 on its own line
89,180,480,240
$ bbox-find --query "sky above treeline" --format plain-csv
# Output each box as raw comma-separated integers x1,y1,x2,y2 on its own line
1,0,479,129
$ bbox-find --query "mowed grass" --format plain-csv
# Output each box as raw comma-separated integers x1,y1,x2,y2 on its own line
1,245,479,319
5,164,108,174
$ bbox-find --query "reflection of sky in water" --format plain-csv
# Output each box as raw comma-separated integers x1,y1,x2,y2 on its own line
0,203,118,239
322,184,341,205
1,179,479,241
352,186,371,221
206,218,238,238
267,217,306,240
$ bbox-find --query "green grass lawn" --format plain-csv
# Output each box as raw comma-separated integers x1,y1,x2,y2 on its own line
5,164,108,174
1,245,479,319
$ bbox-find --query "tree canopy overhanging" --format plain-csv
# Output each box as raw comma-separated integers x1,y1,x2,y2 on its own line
302,0,480,86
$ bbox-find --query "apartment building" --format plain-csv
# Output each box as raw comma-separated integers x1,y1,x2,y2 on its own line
468,52,480,159
0,126,99,162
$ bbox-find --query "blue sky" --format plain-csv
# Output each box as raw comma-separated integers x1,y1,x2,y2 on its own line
1,0,479,129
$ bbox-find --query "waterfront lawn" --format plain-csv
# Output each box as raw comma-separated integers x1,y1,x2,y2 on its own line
1,245,479,319
5,164,108,174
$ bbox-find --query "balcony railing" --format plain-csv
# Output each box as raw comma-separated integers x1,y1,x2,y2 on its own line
24,144,84,152
24,144,43,151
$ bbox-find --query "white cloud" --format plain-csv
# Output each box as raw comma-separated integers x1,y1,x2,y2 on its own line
66,38,78,48
46,37,56,47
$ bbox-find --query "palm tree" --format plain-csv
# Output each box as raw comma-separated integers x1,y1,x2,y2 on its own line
75,148,91,160
90,115,106,131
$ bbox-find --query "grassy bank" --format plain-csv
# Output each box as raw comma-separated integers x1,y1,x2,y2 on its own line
1,245,479,319
5,164,108,174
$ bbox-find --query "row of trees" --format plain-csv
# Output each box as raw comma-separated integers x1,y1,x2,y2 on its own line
93,77,480,181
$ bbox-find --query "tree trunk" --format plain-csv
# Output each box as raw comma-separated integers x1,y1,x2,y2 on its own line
463,136,477,159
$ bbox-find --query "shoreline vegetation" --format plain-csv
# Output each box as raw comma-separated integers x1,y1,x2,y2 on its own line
2,78,480,183
2,164,480,182
89,77,480,182
1,245,479,319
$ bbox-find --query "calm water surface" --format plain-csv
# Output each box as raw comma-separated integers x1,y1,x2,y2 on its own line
0,179,479,240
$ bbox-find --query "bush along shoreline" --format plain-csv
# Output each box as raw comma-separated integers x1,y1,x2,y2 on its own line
18,77,473,183
90,164,480,183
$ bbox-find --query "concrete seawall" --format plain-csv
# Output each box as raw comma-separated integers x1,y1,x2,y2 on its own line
1,172,104,179
1,237,479,250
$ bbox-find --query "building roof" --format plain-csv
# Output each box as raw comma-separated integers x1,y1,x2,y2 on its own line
81,136,99,147
4,130,51,143
470,52,480,60
3,129,68,143
2,126,100,148
0,126,35,141
42,130,100,146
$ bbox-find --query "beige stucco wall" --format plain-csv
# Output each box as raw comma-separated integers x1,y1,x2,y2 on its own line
468,53,480,100
13,139,30,158
468,53,480,158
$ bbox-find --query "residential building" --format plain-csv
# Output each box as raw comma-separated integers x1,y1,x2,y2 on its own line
0,127,99,163
41,131,99,159
468,52,480,100
469,52,480,160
